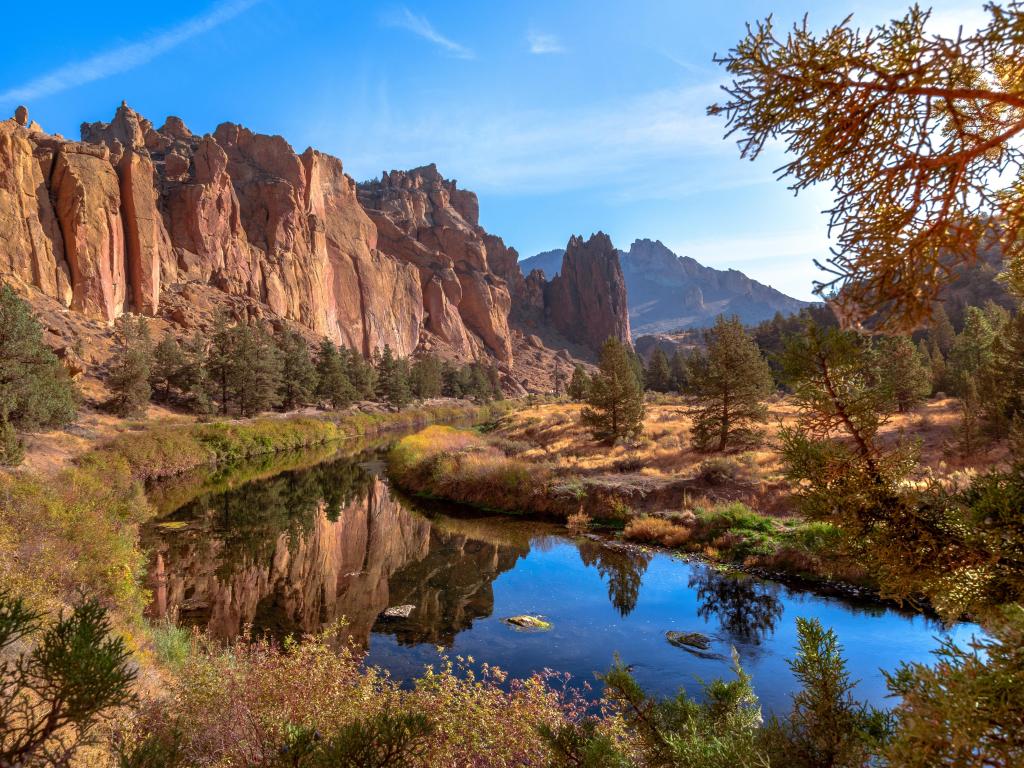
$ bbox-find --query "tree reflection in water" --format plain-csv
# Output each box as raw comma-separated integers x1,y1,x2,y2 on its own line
689,567,783,645
577,541,652,617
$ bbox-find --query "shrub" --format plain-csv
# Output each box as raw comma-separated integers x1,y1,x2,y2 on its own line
698,456,742,485
624,516,692,547
0,593,136,766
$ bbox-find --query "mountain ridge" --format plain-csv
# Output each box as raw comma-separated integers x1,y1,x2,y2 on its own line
520,237,810,335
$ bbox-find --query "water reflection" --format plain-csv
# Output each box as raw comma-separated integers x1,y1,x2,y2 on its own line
690,568,784,645
577,540,652,617
145,454,537,646
145,447,981,712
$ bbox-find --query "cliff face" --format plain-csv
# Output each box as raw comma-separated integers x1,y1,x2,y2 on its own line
0,103,616,389
1,104,425,356
357,165,515,365
508,232,633,354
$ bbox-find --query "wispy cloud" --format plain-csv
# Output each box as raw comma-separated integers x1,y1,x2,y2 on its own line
384,7,474,59
527,31,564,55
0,0,260,103
340,81,729,194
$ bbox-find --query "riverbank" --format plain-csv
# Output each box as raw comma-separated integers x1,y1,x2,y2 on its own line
387,423,871,590
0,400,507,624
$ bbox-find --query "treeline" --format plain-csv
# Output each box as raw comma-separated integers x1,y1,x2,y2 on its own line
108,313,504,418
0,282,502,465
569,301,1024,456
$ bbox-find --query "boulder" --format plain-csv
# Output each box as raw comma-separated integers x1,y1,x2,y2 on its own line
502,614,552,631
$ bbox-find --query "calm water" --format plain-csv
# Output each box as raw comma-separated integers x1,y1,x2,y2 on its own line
143,446,979,714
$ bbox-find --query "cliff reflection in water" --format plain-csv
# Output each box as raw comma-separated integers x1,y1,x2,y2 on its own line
145,454,531,646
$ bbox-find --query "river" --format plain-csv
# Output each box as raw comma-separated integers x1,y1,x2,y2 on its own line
142,441,979,715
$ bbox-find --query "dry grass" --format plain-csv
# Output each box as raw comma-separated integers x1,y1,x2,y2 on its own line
493,395,993,505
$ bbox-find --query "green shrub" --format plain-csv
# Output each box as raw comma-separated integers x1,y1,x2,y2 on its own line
0,593,136,766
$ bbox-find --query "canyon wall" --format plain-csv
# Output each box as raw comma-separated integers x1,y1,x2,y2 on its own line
0,103,633,388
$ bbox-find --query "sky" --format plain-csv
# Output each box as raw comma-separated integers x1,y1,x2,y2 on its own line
1,0,989,300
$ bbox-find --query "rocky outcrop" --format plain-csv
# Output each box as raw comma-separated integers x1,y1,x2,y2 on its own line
545,233,632,351
357,165,514,365
0,103,604,389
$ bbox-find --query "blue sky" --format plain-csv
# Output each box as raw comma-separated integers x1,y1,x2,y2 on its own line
1,0,986,300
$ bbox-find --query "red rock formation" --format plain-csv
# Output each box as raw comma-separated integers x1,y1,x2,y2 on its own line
546,232,632,351
358,165,513,365
0,103,610,390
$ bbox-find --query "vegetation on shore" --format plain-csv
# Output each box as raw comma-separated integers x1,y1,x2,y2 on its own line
0,400,505,622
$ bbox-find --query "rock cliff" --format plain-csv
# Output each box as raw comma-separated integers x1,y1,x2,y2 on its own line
0,104,606,390
509,232,633,353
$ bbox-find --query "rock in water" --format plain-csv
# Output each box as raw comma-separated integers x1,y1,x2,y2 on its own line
666,630,711,650
381,604,416,619
502,614,552,631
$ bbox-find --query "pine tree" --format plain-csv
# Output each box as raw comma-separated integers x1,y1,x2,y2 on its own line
343,347,377,400
686,316,773,451
0,284,77,463
206,313,237,416
150,333,186,403
277,331,318,411
441,361,465,398
581,338,646,444
927,338,948,395
959,376,983,456
107,315,153,417
375,346,411,409
179,333,213,414
567,365,591,402
877,336,931,413
980,310,1024,436
669,349,689,392
948,306,998,396
645,348,672,393
230,325,283,417
930,305,956,356
315,340,355,409
409,355,443,400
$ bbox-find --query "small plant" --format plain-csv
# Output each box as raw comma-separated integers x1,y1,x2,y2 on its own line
698,456,742,485
566,509,592,533
0,592,137,766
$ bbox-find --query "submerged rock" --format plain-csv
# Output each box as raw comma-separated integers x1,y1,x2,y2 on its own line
666,630,711,650
381,604,416,619
502,614,552,631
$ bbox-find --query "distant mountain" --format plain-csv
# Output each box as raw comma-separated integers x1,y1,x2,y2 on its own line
520,238,810,335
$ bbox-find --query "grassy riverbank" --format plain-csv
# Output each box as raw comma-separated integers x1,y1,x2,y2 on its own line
387,421,869,587
0,400,506,624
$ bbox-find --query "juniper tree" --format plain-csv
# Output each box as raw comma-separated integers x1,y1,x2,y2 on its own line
685,316,773,451
877,335,931,413
710,4,1024,328
581,338,646,444
764,618,891,768
107,315,154,417
979,309,1024,436
0,284,77,463
375,346,411,410
645,348,672,393
929,306,956,356
0,593,136,767
206,313,237,415
277,330,318,411
567,364,591,402
179,333,213,414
